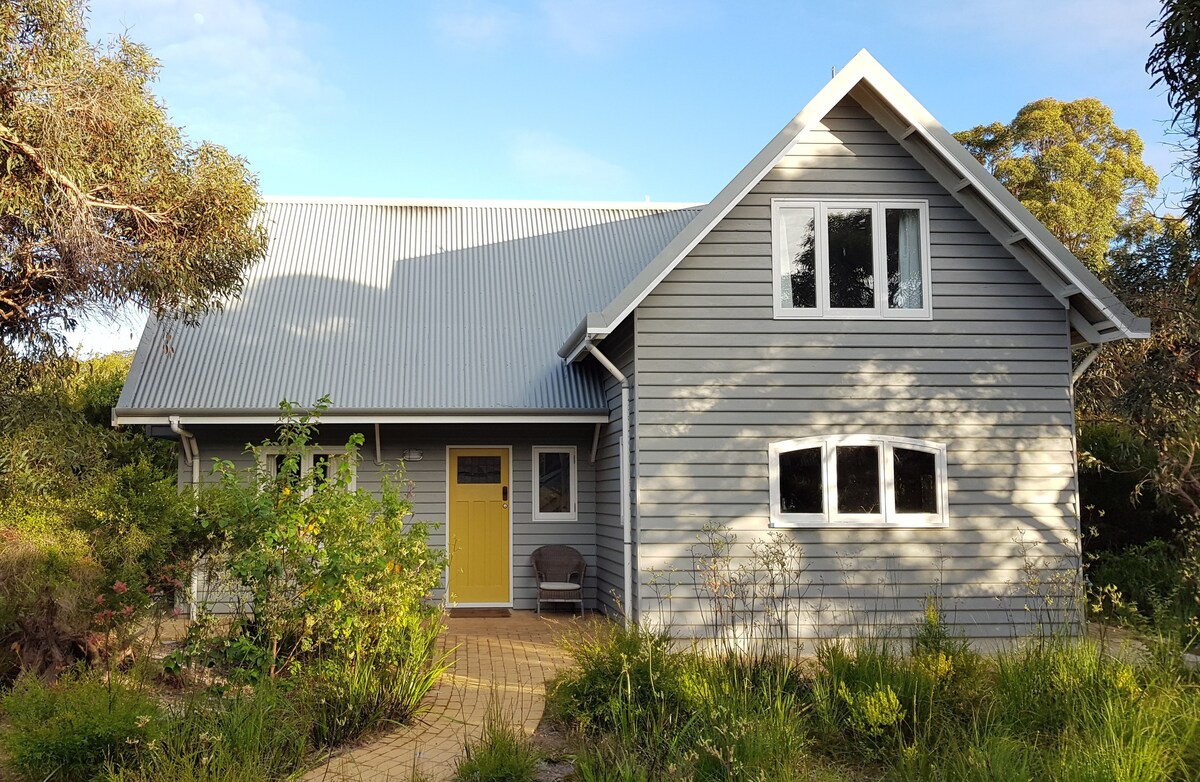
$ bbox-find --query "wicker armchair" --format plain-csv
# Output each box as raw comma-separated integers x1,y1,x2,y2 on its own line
530,545,586,616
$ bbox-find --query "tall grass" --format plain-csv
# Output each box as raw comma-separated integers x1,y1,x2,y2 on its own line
549,614,1200,782
454,708,540,782
101,684,309,782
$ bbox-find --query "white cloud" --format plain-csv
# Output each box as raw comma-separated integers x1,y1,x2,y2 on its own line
509,131,632,192
902,0,1158,57
430,0,711,56
85,0,335,167
539,0,693,55
432,2,519,47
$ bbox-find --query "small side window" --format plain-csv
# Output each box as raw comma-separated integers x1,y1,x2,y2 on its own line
533,446,576,521
261,448,356,495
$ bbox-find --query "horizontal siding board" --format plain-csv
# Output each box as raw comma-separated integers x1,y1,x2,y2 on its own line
626,96,1080,643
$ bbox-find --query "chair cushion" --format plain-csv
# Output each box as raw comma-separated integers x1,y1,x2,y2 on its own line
539,581,581,591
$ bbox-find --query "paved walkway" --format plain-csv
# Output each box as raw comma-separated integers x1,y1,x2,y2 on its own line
302,611,589,782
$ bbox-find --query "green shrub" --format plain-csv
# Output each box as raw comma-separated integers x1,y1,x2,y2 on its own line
455,711,539,782
196,398,447,680
1089,538,1199,633
101,684,309,782
548,622,688,733
0,671,160,782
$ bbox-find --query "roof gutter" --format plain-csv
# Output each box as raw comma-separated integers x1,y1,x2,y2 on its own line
113,410,609,426
582,339,635,626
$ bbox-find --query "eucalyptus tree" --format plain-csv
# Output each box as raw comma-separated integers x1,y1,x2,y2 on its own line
1,0,266,356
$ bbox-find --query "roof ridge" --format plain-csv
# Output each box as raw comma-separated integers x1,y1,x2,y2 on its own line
261,195,705,210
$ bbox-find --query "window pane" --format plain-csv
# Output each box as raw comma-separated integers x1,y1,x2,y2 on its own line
458,456,501,484
886,208,923,309
779,207,817,309
894,447,937,513
538,451,571,514
836,445,880,514
828,208,874,309
779,447,822,513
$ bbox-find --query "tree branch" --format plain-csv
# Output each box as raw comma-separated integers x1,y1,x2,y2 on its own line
0,123,173,229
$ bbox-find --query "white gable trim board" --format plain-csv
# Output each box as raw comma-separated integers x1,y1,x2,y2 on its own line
558,49,1148,363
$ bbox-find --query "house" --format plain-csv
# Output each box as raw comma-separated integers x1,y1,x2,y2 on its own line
115,51,1147,643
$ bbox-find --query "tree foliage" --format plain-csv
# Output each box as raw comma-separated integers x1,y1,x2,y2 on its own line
1149,0,1200,233
0,0,267,355
955,98,1158,273
0,355,198,681
1077,220,1200,514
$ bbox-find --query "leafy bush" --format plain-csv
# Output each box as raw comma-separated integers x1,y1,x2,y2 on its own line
101,684,309,782
1089,535,1200,637
195,398,447,679
455,711,540,782
0,356,198,679
0,671,160,782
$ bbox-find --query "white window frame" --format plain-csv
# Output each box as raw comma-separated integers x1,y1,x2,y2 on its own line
532,446,577,521
772,199,933,320
768,435,948,528
258,446,357,495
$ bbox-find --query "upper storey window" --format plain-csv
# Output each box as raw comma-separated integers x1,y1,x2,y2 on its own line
772,200,932,319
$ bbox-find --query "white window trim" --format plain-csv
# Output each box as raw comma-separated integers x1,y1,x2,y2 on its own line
532,446,577,521
772,199,933,320
768,435,948,529
257,446,358,494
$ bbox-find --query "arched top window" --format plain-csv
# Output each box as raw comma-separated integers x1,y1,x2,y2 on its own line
768,435,948,528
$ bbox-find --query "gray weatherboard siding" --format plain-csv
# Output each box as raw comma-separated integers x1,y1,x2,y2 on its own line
625,97,1079,642
186,423,599,612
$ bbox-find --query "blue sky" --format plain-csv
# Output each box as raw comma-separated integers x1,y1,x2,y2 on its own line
79,0,1177,353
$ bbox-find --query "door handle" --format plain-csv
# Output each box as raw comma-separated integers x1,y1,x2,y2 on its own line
502,485,508,501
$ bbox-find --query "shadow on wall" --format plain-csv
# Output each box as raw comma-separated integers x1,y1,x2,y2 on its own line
632,335,1081,649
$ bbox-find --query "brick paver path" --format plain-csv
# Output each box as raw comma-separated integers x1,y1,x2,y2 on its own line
303,611,587,782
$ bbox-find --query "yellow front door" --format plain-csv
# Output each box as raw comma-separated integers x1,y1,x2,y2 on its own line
448,447,511,605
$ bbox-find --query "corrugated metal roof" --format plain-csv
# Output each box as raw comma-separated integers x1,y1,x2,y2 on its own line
116,200,699,418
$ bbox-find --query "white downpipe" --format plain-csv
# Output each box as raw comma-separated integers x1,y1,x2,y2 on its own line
374,423,383,465
169,415,201,622
168,416,200,487
1071,345,1102,385
584,340,633,627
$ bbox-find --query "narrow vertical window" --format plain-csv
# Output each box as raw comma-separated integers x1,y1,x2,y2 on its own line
778,447,823,513
893,447,937,514
779,206,817,310
827,207,874,309
836,445,881,514
533,447,576,520
886,207,924,310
